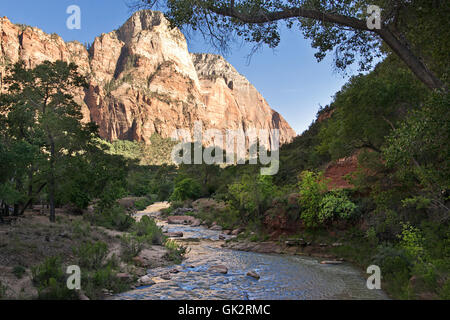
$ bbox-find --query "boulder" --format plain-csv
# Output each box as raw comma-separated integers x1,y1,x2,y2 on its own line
210,225,223,231
246,271,260,280
160,273,171,280
231,228,242,236
252,242,283,254
171,207,195,216
167,216,196,225
138,275,156,286
208,265,228,274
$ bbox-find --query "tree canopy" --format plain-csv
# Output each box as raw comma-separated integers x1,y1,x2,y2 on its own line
136,0,449,90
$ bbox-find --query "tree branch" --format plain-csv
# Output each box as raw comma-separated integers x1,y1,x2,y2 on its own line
203,3,444,90
207,5,370,31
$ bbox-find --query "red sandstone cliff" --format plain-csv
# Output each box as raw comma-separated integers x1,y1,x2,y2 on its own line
0,10,296,148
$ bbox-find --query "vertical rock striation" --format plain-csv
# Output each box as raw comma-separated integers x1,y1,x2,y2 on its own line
0,10,296,149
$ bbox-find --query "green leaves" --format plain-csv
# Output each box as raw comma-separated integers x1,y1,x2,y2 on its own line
318,190,357,223
298,171,358,226
227,173,276,221
319,55,427,160
170,177,202,201
298,170,328,227
383,91,450,217
0,60,109,219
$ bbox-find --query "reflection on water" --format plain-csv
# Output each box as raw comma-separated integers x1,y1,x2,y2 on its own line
116,219,388,300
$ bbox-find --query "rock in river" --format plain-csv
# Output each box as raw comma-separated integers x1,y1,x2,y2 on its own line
246,271,260,280
167,216,196,225
320,261,343,265
138,275,156,286
160,273,172,280
208,265,228,274
164,231,184,238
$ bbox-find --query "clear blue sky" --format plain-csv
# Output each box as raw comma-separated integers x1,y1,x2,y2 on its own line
0,0,352,134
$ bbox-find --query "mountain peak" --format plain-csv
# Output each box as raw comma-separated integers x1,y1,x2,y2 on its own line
0,11,296,147
116,10,168,42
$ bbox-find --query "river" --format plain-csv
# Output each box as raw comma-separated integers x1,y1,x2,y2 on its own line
115,203,388,300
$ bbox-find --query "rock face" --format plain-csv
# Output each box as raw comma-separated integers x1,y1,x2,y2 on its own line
0,10,296,149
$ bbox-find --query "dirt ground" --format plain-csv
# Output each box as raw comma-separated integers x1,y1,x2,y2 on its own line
0,207,171,299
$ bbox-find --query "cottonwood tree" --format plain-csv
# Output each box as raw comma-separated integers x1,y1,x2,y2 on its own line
0,61,97,222
135,0,449,90
318,55,429,159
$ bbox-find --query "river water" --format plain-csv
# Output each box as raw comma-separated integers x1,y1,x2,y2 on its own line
115,204,388,300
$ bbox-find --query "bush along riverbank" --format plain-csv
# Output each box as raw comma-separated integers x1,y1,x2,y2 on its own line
0,199,187,300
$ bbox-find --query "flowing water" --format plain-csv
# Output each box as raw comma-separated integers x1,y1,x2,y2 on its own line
116,204,388,300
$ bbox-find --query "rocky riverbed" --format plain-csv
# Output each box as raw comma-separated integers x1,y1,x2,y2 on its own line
114,203,388,300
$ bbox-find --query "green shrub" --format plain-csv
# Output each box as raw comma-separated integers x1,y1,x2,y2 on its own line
228,174,276,221
31,257,78,300
134,197,154,211
439,278,450,299
298,171,328,227
164,239,188,264
132,216,164,245
121,235,144,262
398,223,426,260
169,178,202,202
372,244,414,298
73,242,108,270
318,190,358,224
87,204,134,231
71,219,92,238
13,265,26,279
0,281,7,298
194,205,240,230
373,245,412,276
82,265,131,299
366,227,378,245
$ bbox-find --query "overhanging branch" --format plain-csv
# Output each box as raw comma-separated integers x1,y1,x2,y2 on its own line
206,4,370,31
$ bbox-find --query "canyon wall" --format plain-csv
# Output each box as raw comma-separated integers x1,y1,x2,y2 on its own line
0,10,296,149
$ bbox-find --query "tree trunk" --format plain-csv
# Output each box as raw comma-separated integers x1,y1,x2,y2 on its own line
49,180,55,222
377,27,444,90
49,135,56,223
